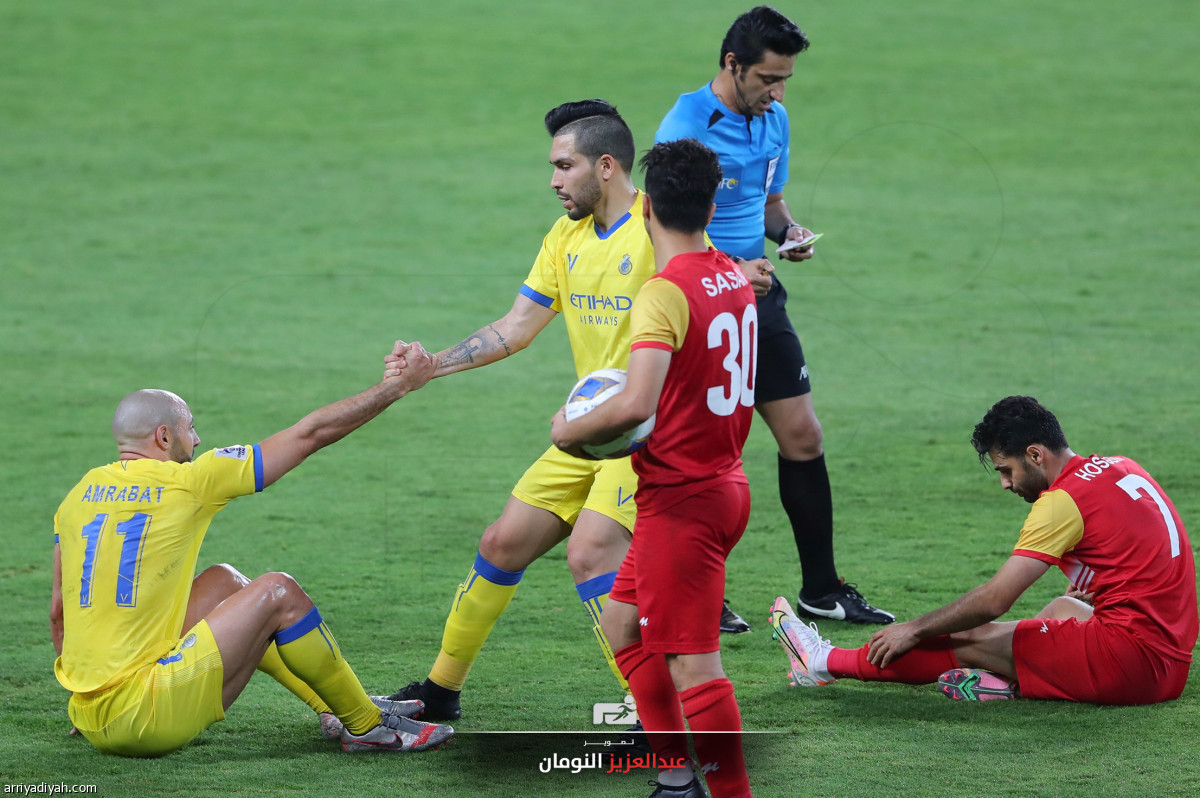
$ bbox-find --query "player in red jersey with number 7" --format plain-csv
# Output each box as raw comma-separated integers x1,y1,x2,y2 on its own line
553,138,757,798
769,395,1196,706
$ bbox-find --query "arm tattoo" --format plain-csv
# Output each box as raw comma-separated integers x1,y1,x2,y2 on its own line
488,324,514,357
440,338,483,368
438,325,510,373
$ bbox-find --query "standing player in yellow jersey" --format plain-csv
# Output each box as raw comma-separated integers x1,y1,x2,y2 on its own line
383,100,765,719
51,345,456,756
381,100,651,718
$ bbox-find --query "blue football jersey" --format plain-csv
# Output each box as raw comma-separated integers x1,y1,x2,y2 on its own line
656,83,790,260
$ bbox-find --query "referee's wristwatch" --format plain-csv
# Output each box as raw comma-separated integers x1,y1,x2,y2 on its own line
776,222,802,244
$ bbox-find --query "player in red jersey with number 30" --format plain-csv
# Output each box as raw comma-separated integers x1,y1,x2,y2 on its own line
553,138,757,798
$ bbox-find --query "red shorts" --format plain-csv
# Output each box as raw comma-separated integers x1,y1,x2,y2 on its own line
1013,617,1190,705
610,480,750,655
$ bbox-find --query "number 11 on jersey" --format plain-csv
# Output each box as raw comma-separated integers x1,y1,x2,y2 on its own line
77,512,153,608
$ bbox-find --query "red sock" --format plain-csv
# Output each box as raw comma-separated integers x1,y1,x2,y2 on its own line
614,641,687,760
826,637,960,684
679,678,752,798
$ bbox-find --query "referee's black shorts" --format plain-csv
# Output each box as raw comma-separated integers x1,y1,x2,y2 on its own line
755,276,812,404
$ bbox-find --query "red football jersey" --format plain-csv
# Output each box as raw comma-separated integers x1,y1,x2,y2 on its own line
1015,454,1197,663
628,250,757,514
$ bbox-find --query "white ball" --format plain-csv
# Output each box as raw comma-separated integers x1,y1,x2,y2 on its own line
564,368,656,459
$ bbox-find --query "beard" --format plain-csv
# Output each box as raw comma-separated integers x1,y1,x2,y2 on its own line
169,437,193,464
565,172,603,221
1014,471,1049,503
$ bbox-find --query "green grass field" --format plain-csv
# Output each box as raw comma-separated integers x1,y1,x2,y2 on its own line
3,1,1198,795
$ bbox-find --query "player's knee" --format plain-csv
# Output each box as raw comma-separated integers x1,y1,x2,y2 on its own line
1037,595,1092,621
479,520,532,571
599,606,637,652
251,572,314,623
566,534,625,582
666,653,725,692
775,413,823,460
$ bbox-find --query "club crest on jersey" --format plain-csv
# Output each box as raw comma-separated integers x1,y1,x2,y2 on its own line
182,633,198,649
618,254,632,275
215,445,249,460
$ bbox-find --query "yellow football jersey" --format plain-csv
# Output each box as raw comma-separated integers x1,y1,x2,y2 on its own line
521,191,658,377
54,445,262,694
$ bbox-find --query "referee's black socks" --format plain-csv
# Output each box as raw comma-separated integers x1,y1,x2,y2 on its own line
778,453,839,600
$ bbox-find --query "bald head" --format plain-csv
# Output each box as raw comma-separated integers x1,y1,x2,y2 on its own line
112,389,197,462
112,389,187,442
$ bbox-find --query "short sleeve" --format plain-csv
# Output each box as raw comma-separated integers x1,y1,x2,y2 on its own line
185,445,263,508
521,225,564,312
655,101,699,144
1013,489,1085,564
630,278,689,352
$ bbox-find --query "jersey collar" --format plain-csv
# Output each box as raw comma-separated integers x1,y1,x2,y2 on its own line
704,81,776,127
593,190,641,240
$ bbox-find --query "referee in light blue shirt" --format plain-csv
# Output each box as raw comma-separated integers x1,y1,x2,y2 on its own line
656,6,894,627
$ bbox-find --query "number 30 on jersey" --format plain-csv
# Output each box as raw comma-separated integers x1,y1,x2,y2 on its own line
707,305,758,417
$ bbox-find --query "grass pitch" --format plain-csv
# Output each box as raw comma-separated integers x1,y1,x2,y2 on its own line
2,1,1198,796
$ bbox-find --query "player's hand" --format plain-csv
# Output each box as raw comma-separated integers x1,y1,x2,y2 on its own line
779,224,816,262
866,621,920,669
384,341,434,393
736,257,774,296
394,341,434,392
1065,587,1094,605
550,407,596,460
383,340,412,379
549,406,574,450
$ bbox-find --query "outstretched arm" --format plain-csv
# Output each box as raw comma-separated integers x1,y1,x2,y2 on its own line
866,555,1050,668
258,342,435,488
387,293,557,381
550,347,671,458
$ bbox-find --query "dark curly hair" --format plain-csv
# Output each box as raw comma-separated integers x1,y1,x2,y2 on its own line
971,396,1069,466
639,139,723,233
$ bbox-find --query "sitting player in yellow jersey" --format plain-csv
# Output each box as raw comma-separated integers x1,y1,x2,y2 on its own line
382,100,766,719
50,343,455,757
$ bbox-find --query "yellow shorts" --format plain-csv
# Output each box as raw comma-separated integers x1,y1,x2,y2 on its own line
511,445,638,532
69,620,225,758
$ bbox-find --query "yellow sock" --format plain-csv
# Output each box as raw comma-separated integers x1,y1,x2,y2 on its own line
275,607,380,735
258,642,332,714
429,552,523,691
577,572,629,691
